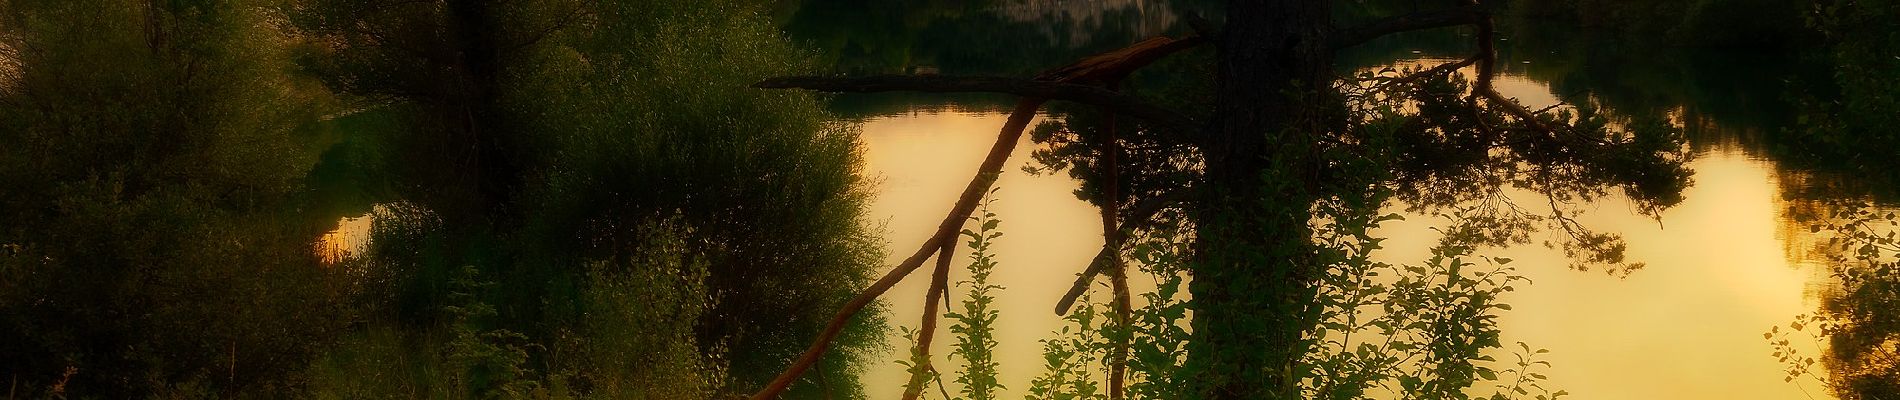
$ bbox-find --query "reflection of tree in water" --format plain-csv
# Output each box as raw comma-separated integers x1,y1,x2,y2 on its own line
1774,190,1900,400
1773,124,1900,400
752,1,1701,398
1764,1,1900,396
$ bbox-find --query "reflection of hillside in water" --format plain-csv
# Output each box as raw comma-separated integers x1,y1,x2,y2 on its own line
993,0,1177,47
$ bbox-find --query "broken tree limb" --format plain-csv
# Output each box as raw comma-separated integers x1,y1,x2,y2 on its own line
1463,1,1558,135
1036,36,1208,83
1375,54,1482,90
754,75,1197,134
747,35,1204,400
1331,5,1486,50
899,242,954,400
1055,189,1191,316
745,98,1041,400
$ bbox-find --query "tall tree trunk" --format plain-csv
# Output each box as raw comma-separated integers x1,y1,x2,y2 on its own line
1186,0,1334,398
447,0,519,218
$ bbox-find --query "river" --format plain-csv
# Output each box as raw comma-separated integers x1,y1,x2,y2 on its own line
299,1,1861,397
801,1,1847,398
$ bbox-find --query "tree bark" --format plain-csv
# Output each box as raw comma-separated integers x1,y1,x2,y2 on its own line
899,243,953,400
1185,0,1334,399
745,35,1203,400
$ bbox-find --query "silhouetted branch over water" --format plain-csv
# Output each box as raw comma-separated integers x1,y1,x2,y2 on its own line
746,34,1205,400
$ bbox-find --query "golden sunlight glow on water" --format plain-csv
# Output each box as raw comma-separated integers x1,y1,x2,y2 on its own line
1368,150,1833,399
853,93,1835,397
857,111,1112,398
317,212,374,265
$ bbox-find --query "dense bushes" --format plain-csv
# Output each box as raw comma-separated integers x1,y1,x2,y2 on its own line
0,0,349,396
1,0,885,398
289,0,886,398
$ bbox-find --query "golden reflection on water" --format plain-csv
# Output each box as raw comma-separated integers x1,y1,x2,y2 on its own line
854,112,1835,397
857,111,1112,398
1370,151,1832,399
316,209,376,265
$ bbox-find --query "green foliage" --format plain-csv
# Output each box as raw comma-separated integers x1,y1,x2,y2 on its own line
895,326,944,398
0,0,348,396
0,0,890,397
1341,65,1692,276
1781,0,1900,185
1122,227,1195,400
561,253,724,400
949,191,1006,400
1028,292,1108,400
307,217,726,400
516,1,890,395
1764,3,1900,396
987,186,1568,400
291,0,889,397
1769,201,1900,400
441,266,546,399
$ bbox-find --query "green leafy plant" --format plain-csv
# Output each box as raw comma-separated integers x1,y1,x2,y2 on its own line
1028,291,1107,400
949,190,1007,400
1768,199,1900,400
442,266,547,399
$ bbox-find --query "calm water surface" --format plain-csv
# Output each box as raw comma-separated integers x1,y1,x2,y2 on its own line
303,2,1850,397
815,2,1841,398
853,106,1833,400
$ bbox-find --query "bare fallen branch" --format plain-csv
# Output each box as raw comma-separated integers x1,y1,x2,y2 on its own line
1055,189,1191,316
899,243,954,400
748,35,1204,400
746,99,1039,400
1375,54,1482,90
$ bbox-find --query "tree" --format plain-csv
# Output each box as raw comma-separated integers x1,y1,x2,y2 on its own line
291,0,887,397
1763,2,1900,397
0,0,347,396
748,1,1691,399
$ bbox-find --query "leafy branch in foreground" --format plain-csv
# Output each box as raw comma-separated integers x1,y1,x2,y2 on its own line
948,190,1007,400
1769,199,1900,400
1029,291,1108,400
